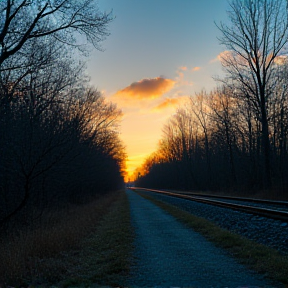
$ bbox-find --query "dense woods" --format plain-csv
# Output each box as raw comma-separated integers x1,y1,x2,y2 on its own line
135,0,288,197
0,0,125,232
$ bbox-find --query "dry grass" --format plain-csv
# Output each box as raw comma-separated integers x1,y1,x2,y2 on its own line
0,190,133,287
59,189,134,287
137,190,288,286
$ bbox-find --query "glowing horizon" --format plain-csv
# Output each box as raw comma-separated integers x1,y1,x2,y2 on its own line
86,0,229,181
110,68,221,181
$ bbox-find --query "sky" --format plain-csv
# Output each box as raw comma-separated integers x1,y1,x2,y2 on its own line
86,0,230,180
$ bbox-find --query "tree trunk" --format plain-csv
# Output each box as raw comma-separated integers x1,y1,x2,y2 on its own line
260,102,272,189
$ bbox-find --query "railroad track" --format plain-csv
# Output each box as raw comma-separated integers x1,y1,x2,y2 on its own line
130,187,288,222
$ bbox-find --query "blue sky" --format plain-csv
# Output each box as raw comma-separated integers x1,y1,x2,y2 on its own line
86,0,230,177
88,0,229,91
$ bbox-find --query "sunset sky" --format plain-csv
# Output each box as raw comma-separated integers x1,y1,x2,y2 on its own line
87,0,230,179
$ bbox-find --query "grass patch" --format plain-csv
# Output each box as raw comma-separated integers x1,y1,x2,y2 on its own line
0,190,134,287
136,190,288,285
59,190,134,287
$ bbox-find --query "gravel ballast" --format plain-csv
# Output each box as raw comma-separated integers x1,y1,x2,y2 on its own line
127,189,278,287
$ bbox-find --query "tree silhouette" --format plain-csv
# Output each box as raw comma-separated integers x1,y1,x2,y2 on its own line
216,0,288,189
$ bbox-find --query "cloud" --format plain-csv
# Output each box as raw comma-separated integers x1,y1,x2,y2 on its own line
114,77,176,100
210,50,231,63
211,50,288,67
274,55,288,65
175,67,193,87
153,96,187,112
192,66,201,71
210,50,250,68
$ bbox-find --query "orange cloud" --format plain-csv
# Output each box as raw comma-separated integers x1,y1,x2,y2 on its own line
153,97,186,111
210,50,232,63
192,66,201,71
114,77,176,100
274,55,288,65
211,50,288,67
175,68,193,87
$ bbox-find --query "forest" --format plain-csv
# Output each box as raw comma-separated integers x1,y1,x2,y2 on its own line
135,0,288,198
0,1,125,232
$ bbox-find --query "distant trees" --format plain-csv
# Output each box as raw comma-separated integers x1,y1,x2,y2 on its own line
0,1,125,231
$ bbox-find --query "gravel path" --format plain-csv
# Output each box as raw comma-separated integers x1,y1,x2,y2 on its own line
140,190,288,254
126,189,280,288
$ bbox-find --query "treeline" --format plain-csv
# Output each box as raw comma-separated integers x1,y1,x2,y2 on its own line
0,1,125,231
136,0,288,196
135,79,288,193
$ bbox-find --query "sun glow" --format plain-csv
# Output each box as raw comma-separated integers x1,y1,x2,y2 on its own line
124,153,149,181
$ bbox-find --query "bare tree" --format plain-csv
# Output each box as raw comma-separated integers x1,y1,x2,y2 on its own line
188,91,212,186
216,0,288,189
208,87,239,186
0,37,87,108
0,0,113,67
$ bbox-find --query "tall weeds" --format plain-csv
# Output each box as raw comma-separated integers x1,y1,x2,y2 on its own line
0,191,120,286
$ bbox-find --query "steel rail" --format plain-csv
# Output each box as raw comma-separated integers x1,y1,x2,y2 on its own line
167,190,288,207
130,187,288,222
